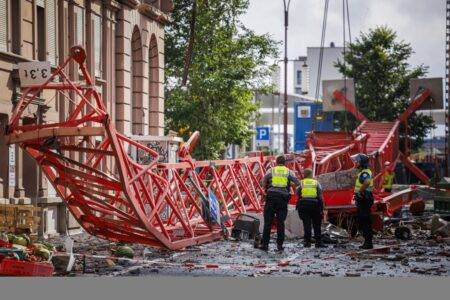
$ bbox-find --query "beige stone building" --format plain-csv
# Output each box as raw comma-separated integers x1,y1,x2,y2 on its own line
0,0,172,235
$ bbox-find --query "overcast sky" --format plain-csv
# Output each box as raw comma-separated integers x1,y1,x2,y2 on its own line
241,0,446,79
241,0,446,137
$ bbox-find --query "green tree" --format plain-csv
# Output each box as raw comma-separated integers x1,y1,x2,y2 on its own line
334,26,435,151
165,0,278,159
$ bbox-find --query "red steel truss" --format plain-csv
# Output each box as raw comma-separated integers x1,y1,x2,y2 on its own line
3,47,433,249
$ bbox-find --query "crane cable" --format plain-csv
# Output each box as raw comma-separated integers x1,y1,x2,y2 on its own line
313,0,330,131
342,0,348,133
313,0,353,133
342,0,353,134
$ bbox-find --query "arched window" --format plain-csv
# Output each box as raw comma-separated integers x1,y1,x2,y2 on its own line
131,26,144,135
148,34,159,135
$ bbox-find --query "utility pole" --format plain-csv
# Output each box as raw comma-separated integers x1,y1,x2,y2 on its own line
446,0,450,176
283,0,292,154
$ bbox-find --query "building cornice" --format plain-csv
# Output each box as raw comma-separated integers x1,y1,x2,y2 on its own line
138,3,172,24
117,0,139,9
0,51,31,66
102,0,121,12
103,0,121,12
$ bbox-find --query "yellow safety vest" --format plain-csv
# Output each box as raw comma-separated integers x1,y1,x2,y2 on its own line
382,171,394,189
271,166,289,187
300,178,318,198
354,168,373,192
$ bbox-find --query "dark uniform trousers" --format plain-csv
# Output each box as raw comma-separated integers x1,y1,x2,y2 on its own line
261,191,289,247
355,191,374,244
297,200,322,243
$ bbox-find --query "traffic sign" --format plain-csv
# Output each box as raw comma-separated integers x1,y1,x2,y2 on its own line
256,127,270,147
225,144,237,159
256,127,270,140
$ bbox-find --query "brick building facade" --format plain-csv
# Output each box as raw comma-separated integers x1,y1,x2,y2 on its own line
0,0,172,235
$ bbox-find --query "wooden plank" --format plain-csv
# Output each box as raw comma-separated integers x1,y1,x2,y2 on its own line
5,127,105,144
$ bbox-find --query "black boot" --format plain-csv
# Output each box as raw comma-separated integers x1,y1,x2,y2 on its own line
315,240,327,248
303,241,311,248
277,244,284,252
359,241,373,249
259,244,269,252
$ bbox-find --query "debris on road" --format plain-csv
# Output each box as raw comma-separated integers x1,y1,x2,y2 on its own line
430,215,448,235
113,246,135,259
394,226,412,240
23,208,445,278
39,215,448,277
322,223,349,245
0,232,55,276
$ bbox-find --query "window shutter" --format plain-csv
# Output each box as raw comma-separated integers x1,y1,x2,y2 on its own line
0,0,7,51
46,0,57,65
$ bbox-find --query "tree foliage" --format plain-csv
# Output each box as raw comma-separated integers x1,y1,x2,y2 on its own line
165,0,278,159
334,26,435,151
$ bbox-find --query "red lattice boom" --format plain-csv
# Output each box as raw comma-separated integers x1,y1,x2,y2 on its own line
4,47,433,249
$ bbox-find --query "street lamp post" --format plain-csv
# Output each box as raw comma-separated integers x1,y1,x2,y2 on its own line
283,0,292,154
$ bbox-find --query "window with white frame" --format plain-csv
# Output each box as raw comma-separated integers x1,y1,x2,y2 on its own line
296,70,302,85
0,0,7,52
46,0,58,65
92,14,102,78
74,5,85,47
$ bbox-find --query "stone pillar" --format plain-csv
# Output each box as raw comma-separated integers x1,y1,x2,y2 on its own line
141,28,150,136
0,178,4,200
37,104,50,198
13,144,26,198
0,114,9,200
104,1,119,172
115,8,132,135
38,171,48,198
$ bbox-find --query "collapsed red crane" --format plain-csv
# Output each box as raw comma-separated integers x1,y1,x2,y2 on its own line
4,47,275,249
302,88,435,220
3,47,437,249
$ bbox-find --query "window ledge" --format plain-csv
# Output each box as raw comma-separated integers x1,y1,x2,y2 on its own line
95,77,106,85
0,51,32,64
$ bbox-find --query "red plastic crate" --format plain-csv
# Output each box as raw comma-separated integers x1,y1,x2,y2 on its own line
0,258,54,277
0,240,12,248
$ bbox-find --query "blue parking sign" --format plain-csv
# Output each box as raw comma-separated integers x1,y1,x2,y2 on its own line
256,127,270,141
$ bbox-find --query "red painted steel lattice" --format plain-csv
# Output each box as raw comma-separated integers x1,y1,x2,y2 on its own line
3,47,433,249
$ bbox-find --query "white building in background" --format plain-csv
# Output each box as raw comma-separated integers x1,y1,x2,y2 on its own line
283,42,344,97
293,56,309,95
272,65,281,93
253,43,344,152
307,43,345,98
253,92,317,153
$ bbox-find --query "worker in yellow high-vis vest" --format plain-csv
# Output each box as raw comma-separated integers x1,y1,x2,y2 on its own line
296,168,326,248
260,155,300,252
382,161,395,193
351,153,374,249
